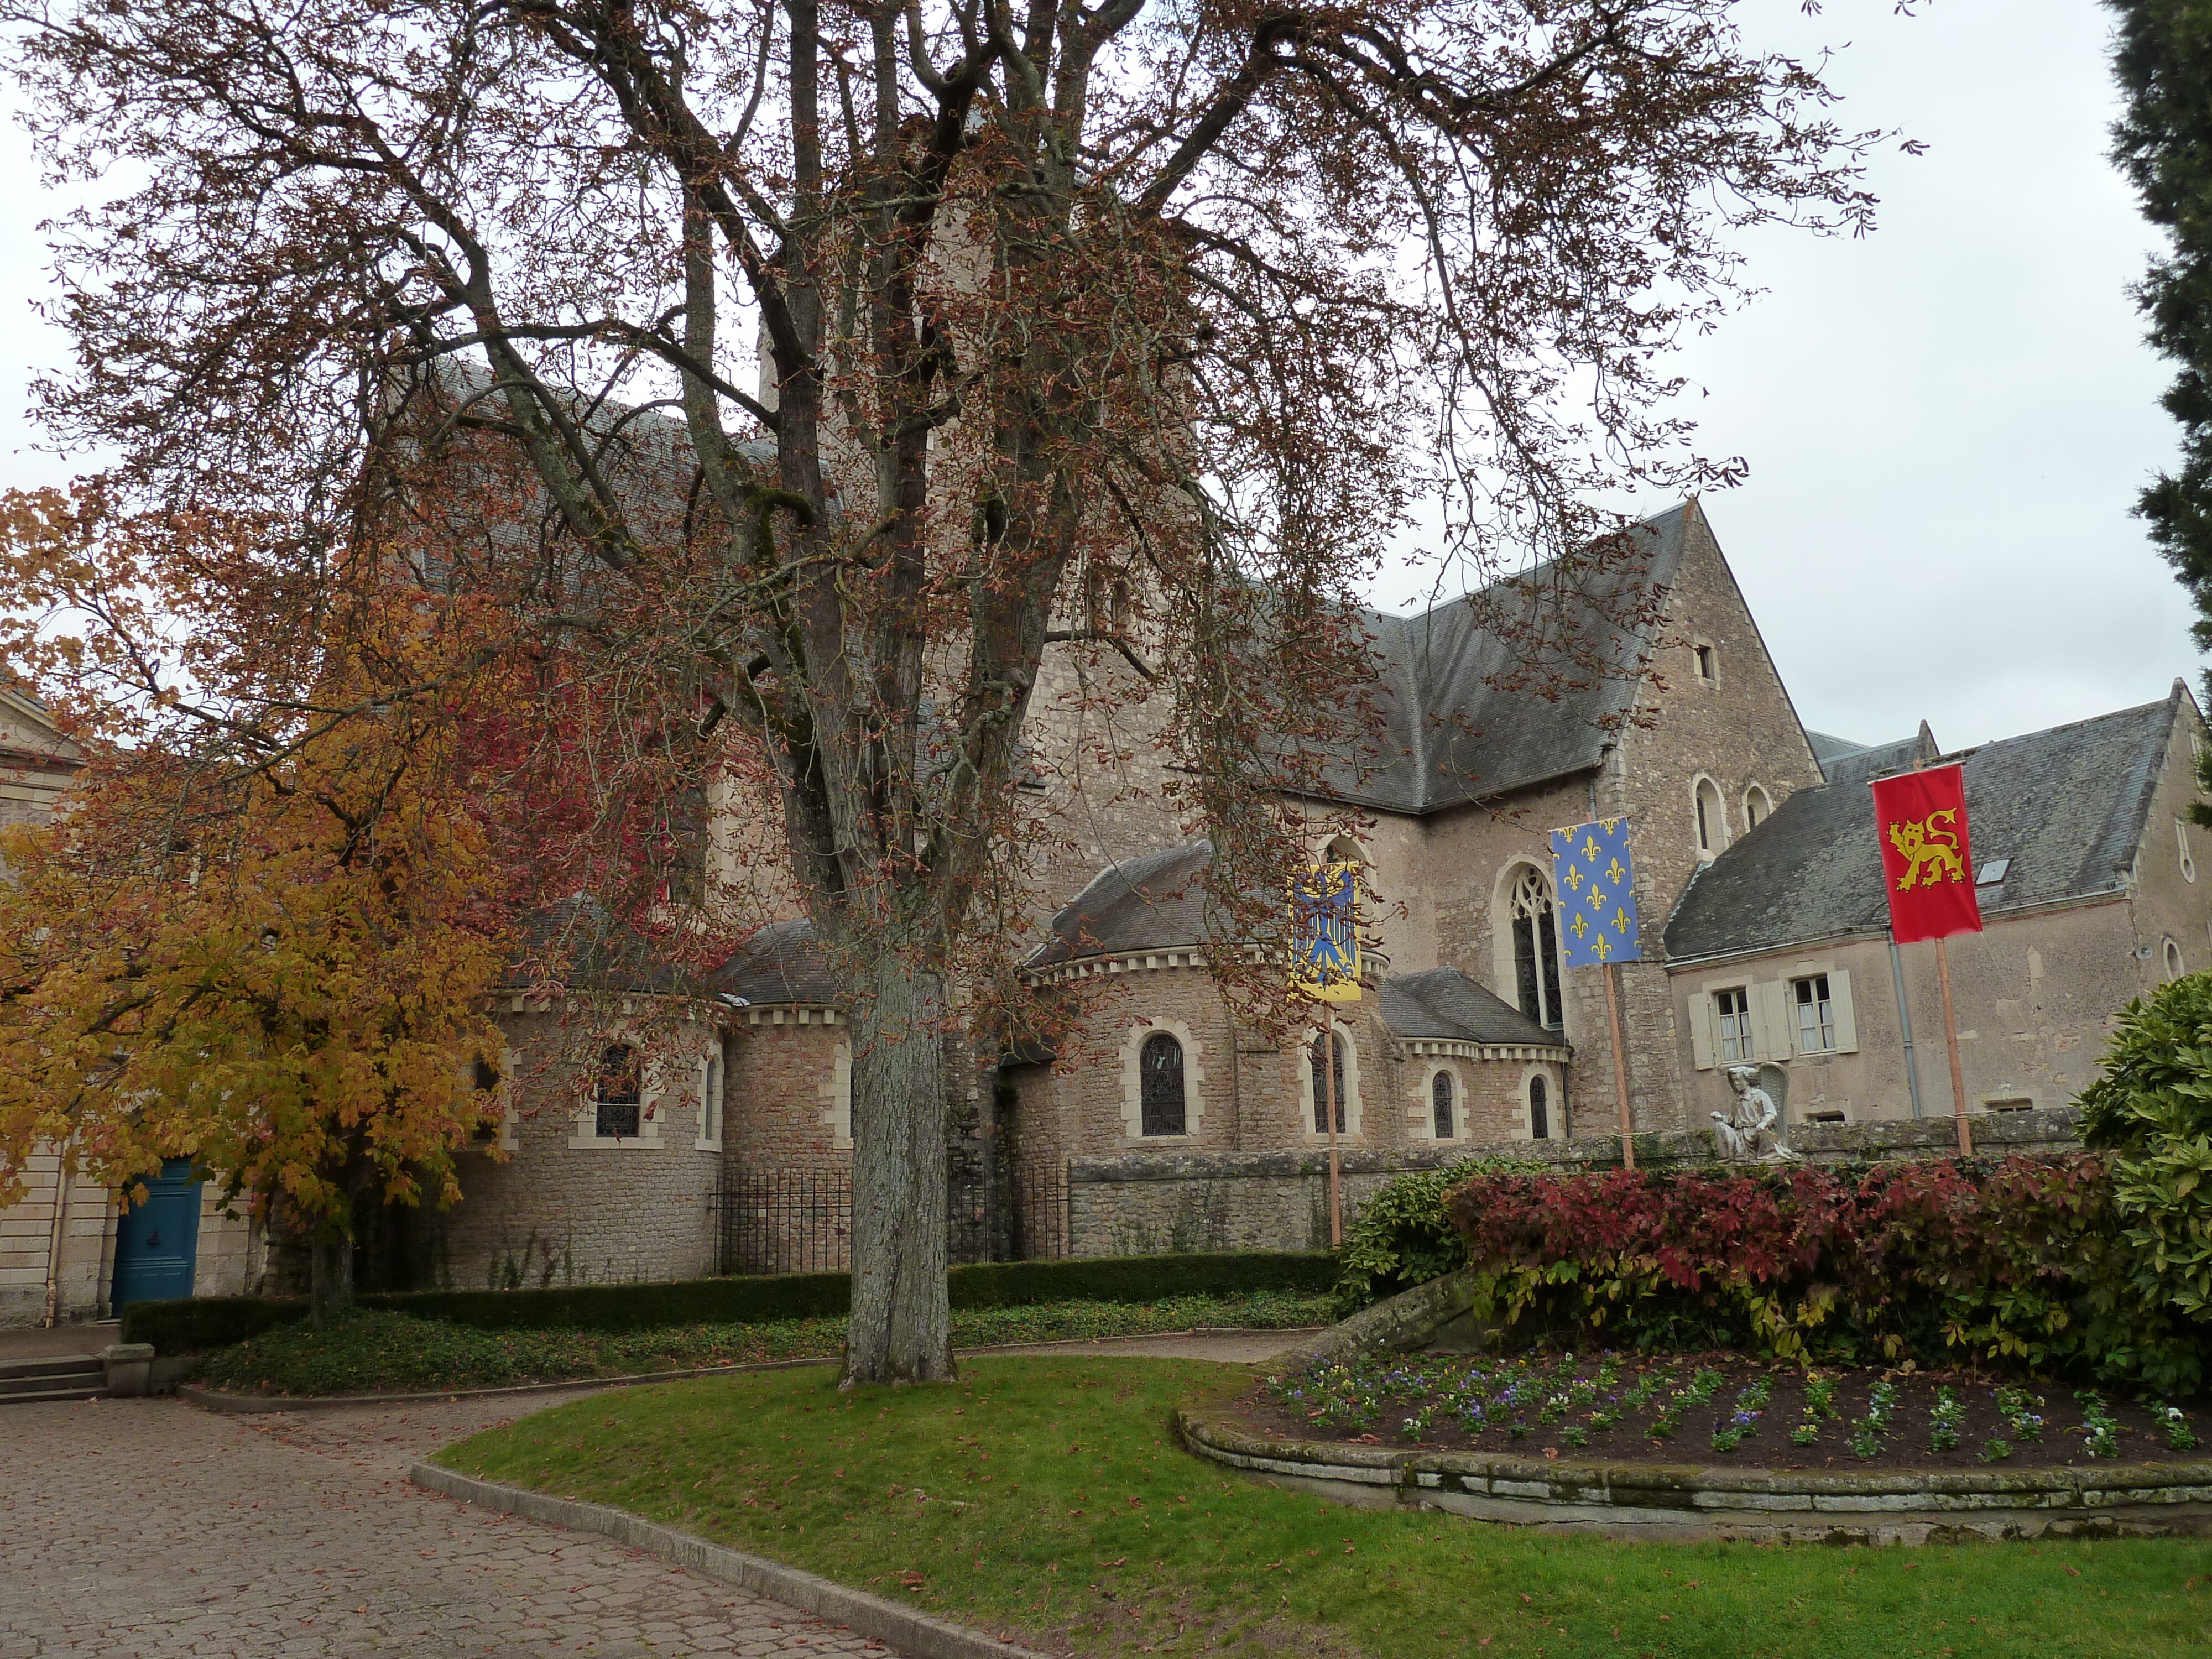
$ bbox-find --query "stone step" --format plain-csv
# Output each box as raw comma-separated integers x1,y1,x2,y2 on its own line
0,1383,108,1405
0,1356,106,1396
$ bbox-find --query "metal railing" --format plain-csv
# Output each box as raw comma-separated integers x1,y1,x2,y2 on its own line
712,1162,1070,1275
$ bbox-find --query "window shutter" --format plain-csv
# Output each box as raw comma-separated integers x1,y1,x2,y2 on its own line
1690,994,1716,1070
1750,981,1791,1061
1830,969,1858,1052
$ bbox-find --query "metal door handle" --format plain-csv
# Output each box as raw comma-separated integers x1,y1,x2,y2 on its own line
145,1232,160,1248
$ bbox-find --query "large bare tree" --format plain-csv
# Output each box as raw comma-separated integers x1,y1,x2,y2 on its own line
2,0,1886,1381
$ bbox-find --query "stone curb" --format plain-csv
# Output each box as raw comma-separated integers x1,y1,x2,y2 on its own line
409,1462,1050,1659
1175,1405,2212,1517
177,1326,1313,1414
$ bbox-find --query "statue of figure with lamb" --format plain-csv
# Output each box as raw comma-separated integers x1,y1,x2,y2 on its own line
1713,1064,1801,1163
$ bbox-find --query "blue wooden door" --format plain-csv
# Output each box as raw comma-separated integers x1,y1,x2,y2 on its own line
111,1159,202,1310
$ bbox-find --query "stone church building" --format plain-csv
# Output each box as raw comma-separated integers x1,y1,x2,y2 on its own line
7,500,2210,1316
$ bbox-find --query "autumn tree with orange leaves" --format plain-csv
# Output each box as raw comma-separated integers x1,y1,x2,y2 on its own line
0,0,1898,1379
0,495,519,1322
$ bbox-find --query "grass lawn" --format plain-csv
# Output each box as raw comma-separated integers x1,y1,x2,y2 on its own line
436,1355,2212,1658
196,1292,1331,1396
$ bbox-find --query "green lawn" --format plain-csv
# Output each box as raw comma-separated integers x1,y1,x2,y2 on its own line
436,1356,2212,1658
196,1292,1331,1396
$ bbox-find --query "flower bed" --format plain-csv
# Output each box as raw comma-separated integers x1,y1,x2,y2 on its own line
1239,1348,2204,1472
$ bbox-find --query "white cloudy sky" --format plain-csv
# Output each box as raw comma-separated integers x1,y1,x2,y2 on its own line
0,1,2197,752
1370,0,2203,752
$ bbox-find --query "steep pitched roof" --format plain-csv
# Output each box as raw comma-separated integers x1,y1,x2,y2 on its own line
1379,966,1567,1050
1815,722,1942,787
1029,841,1215,967
1663,689,2190,963
1311,504,1694,814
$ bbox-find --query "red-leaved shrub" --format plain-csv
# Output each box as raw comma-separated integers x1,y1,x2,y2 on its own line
1444,1154,2202,1390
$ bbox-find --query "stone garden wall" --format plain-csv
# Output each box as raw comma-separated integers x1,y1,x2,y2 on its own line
1065,1105,2086,1258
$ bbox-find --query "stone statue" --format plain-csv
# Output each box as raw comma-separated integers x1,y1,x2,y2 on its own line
1713,1064,1801,1163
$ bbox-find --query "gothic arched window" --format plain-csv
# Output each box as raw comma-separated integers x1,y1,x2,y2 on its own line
1310,1030,1348,1133
596,1044,642,1139
1431,1070,1455,1140
1139,1033,1187,1136
1510,868,1566,1032
1529,1074,1550,1140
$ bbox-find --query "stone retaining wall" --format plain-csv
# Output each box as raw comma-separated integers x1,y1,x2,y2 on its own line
1066,1107,2085,1257
1174,1407,2212,1545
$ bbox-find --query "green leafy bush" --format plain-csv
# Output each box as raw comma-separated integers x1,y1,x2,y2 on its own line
1334,1159,1541,1314
2079,970,2212,1333
126,1249,1338,1351
195,1290,1334,1396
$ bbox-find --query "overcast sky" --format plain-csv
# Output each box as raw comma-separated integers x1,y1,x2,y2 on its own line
1369,0,2208,752
0,1,2197,753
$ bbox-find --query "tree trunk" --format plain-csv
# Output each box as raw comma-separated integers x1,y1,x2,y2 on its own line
842,958,953,1385
307,1221,355,1330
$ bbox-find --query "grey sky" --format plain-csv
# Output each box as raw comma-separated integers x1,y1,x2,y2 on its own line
0,1,2198,756
1369,0,2208,754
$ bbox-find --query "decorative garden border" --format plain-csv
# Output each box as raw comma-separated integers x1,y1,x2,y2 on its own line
1175,1406,2212,1544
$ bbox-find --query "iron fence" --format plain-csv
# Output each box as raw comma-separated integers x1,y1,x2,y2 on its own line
712,1161,1069,1275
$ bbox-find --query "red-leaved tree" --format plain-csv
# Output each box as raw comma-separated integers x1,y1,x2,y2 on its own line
0,0,1891,1381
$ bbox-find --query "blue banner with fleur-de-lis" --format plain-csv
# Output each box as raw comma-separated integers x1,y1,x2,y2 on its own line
1548,817,1643,966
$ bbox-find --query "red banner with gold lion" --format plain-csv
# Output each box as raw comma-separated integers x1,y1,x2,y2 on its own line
1871,764,1983,943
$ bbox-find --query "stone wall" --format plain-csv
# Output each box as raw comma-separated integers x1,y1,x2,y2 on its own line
1064,1105,2087,1258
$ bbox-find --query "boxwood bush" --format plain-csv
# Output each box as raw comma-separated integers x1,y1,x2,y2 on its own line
122,1249,1337,1352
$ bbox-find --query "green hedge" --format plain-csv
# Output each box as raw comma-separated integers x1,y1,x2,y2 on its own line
121,1250,1337,1351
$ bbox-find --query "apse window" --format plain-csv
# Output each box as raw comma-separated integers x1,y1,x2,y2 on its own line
1139,1031,1187,1135
1792,975,1837,1053
1311,1030,1349,1133
594,1044,642,1140
1693,643,1718,685
1431,1070,1455,1140
1528,1074,1551,1140
1715,988,1752,1063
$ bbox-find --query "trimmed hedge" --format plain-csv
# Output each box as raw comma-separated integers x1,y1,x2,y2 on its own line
121,1249,1337,1352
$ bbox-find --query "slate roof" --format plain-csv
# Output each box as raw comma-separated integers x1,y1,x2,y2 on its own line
1312,504,1694,813
1378,966,1567,1050
1813,723,1940,787
1803,730,1867,768
1663,688,2190,963
709,917,841,1006
504,895,703,997
1030,842,1216,967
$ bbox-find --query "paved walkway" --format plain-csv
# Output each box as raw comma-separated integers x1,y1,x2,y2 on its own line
0,1391,897,1659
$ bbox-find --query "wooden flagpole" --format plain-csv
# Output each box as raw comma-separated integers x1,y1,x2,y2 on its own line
1322,1026,1342,1245
1604,962,1636,1171
1933,937,1974,1157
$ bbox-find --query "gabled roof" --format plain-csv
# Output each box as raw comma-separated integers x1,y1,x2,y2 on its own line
1815,722,1942,787
1379,966,1567,1050
1663,688,2193,963
1311,503,1694,814
1030,841,1215,967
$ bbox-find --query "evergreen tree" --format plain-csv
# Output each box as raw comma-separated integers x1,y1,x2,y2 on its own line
2111,1,2212,676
